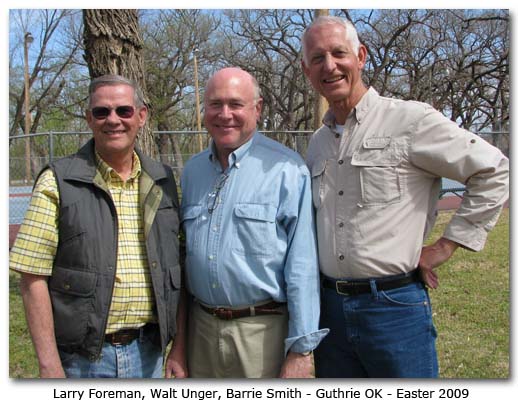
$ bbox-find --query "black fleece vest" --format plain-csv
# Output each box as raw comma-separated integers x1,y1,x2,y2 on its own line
43,140,181,360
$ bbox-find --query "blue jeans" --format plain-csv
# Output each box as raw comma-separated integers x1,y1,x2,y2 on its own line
58,330,163,378
314,279,438,378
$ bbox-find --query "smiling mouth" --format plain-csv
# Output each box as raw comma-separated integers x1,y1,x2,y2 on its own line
323,76,345,84
104,130,126,135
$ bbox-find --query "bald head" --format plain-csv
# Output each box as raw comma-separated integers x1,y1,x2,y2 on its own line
205,67,261,103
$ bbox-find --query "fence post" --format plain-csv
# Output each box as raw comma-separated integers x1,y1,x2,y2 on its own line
48,130,54,163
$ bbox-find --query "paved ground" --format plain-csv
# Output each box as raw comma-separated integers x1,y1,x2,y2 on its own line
8,196,470,250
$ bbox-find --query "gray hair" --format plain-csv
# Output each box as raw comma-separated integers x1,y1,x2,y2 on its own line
302,16,361,65
88,74,145,108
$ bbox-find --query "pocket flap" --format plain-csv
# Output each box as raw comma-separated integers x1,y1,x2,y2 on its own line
48,267,97,297
364,137,391,149
169,264,181,289
181,204,202,221
311,159,326,178
352,136,402,167
234,203,276,222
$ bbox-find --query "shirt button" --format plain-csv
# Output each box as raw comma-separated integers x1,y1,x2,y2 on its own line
338,190,344,196
338,222,344,228
338,159,344,165
212,226,218,232
339,255,345,261
212,283,217,289
470,139,476,144
208,255,214,260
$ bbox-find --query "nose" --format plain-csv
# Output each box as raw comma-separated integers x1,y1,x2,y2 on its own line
218,104,232,119
105,109,121,123
323,53,336,72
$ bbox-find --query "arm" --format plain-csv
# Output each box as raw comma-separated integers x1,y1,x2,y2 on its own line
279,165,328,378
164,286,188,378
411,107,509,252
419,237,459,289
20,273,65,378
279,351,313,378
411,107,509,287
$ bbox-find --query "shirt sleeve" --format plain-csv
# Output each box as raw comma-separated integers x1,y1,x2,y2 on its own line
279,163,329,355
409,106,509,251
9,169,60,275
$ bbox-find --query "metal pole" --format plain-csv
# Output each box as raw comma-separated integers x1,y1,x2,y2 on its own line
193,48,203,152
24,32,34,183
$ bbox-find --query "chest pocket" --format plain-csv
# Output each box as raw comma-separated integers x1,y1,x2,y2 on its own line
233,203,277,256
310,159,326,210
181,204,203,255
351,136,403,206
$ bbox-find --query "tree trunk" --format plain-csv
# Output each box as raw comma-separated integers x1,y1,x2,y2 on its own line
83,9,157,157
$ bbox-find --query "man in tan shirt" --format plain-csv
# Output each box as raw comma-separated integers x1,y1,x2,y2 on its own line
302,16,509,377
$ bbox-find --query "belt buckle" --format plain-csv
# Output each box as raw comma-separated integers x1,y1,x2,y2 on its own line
335,280,350,296
213,307,233,320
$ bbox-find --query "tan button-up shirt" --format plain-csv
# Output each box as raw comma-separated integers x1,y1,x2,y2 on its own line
306,88,509,279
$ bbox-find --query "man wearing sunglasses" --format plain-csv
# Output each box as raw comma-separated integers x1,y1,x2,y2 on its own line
10,75,184,378
177,67,328,378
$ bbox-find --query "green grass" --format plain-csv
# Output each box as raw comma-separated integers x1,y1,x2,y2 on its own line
8,209,509,378
428,209,509,378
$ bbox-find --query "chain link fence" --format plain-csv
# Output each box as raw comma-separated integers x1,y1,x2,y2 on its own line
9,130,509,225
8,130,313,225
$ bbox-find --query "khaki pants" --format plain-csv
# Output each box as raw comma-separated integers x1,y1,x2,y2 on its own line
187,301,288,378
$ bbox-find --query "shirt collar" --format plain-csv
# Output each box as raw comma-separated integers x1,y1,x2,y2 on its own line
322,87,379,131
208,132,257,171
95,150,141,183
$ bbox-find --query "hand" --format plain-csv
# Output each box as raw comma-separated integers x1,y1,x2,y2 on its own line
279,351,313,378
164,342,188,379
418,237,459,289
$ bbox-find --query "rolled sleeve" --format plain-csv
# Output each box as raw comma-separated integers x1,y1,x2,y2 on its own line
410,107,509,251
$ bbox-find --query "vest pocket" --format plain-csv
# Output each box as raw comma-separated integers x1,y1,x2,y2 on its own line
166,264,181,336
48,267,97,346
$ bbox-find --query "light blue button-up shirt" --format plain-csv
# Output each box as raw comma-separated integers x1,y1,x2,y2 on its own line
181,132,328,354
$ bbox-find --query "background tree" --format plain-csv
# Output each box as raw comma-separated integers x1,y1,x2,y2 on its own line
83,9,156,156
9,9,509,158
141,9,219,173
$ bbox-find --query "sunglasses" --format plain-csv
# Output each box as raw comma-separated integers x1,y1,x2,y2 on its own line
90,105,135,120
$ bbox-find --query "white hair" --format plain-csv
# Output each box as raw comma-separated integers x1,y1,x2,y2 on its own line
302,16,361,65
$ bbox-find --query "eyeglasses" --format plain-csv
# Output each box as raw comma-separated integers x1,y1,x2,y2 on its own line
90,105,135,120
207,173,229,213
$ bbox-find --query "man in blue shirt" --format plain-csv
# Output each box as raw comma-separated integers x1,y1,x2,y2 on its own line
177,67,327,378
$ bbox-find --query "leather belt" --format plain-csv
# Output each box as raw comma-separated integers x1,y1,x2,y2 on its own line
105,323,158,346
322,269,421,296
199,301,285,320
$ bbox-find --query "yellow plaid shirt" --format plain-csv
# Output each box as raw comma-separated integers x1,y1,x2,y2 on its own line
10,152,157,333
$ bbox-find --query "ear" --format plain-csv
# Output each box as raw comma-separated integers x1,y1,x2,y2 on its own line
357,44,367,70
137,105,148,128
301,59,310,78
255,97,263,120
